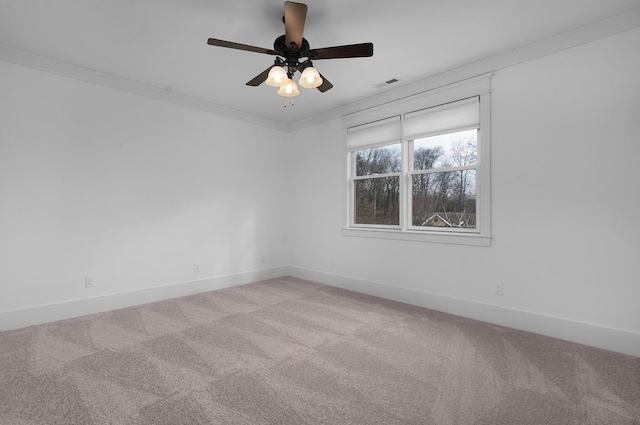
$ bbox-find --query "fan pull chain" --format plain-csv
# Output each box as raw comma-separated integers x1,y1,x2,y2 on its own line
283,95,295,108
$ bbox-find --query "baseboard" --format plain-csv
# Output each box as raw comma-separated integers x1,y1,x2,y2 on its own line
4,265,638,358
288,266,640,358
0,266,289,332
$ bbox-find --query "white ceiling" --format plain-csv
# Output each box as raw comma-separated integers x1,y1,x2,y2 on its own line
1,0,639,126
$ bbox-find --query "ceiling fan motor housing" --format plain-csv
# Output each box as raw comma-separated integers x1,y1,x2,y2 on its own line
273,35,313,77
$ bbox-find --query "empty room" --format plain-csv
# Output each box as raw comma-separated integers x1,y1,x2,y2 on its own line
1,1,639,424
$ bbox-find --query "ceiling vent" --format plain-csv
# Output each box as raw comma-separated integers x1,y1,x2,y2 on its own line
373,78,399,88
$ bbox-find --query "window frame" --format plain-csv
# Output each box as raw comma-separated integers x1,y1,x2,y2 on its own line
342,74,492,247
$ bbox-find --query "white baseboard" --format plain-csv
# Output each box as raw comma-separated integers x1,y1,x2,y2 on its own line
4,265,638,358
0,266,289,332
288,266,640,358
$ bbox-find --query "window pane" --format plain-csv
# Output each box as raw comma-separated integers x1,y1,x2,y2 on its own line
355,144,401,176
412,170,476,228
354,177,400,225
413,129,477,170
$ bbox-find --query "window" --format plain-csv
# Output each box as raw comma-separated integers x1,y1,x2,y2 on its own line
343,75,491,246
348,117,402,226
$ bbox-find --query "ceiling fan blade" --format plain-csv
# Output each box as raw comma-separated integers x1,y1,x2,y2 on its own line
309,42,374,60
207,38,279,56
284,1,307,50
246,65,276,87
317,73,333,93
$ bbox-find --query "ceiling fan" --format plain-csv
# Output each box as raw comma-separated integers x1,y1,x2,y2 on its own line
206,1,373,104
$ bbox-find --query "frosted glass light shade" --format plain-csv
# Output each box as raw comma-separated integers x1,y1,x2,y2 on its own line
298,66,323,88
277,79,300,97
266,67,288,87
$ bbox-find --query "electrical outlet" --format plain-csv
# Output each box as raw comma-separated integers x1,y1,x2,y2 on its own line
85,276,95,288
260,255,266,264
494,283,504,296
194,263,201,273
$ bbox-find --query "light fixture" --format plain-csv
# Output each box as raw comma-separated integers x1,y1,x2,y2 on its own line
298,66,323,88
277,79,300,97
266,66,288,87
277,78,300,107
263,59,327,107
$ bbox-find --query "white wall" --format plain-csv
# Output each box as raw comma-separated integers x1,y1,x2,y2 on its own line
1,27,638,356
0,61,290,324
288,27,640,356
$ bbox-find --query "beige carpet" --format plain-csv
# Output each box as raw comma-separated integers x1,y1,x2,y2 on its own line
1,276,638,424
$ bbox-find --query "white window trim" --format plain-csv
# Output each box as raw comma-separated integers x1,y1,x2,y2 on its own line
342,74,492,247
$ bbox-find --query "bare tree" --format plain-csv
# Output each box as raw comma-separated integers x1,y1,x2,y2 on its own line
412,146,444,225
413,137,477,228
355,146,401,225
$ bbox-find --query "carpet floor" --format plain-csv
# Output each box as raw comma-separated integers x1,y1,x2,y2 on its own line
0,276,638,424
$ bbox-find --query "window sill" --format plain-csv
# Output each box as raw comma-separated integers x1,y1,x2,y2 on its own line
341,228,491,247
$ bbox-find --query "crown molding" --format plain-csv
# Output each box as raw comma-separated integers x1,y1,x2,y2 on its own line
289,6,640,132
0,45,289,133
2,6,638,134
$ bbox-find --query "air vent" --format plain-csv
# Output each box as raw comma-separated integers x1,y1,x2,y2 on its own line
373,78,399,88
